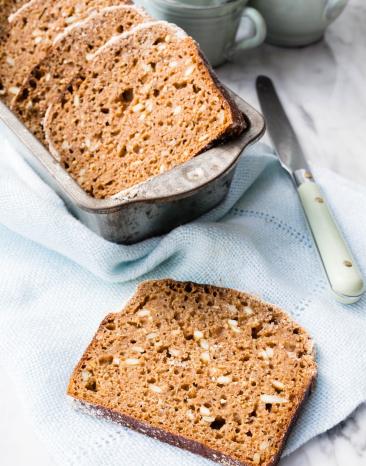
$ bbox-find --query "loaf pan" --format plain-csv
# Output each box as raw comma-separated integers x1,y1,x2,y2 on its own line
0,92,264,244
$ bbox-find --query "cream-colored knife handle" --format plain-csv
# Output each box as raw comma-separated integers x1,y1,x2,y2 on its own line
298,181,364,304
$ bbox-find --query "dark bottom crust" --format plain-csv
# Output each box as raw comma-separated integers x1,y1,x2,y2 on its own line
70,370,316,466
72,396,245,466
193,109,247,162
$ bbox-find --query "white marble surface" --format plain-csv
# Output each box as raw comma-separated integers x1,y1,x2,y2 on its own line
1,0,366,465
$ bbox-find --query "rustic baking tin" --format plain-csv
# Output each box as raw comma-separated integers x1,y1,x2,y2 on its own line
0,92,264,243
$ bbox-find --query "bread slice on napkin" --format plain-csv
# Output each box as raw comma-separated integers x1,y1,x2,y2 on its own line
44,21,246,198
68,279,317,466
12,5,150,144
0,0,132,103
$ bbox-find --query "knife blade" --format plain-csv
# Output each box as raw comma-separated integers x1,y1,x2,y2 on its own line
256,75,310,177
256,75,364,304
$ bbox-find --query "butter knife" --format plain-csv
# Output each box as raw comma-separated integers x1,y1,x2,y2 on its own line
256,75,364,304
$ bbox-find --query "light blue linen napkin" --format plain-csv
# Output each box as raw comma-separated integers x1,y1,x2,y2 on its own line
1,134,366,466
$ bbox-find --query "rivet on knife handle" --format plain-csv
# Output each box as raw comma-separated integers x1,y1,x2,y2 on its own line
296,171,364,304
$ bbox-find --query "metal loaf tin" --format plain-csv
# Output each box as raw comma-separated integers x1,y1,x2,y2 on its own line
0,93,264,244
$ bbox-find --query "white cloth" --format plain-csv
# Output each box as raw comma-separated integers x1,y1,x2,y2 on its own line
1,135,366,466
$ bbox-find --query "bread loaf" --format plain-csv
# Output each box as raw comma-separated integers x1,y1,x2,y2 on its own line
12,5,150,143
44,22,246,198
0,0,132,103
68,279,317,466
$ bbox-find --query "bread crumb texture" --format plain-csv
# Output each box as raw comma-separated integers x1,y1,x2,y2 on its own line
45,22,245,198
68,279,317,466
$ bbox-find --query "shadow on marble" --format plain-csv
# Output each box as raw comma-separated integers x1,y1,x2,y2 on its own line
281,403,366,466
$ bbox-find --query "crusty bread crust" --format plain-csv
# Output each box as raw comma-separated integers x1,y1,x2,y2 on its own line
68,279,317,466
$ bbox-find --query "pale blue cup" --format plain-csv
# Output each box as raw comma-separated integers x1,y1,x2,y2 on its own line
250,0,348,46
138,0,266,67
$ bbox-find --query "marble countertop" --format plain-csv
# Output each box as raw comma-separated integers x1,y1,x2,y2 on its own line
1,0,366,465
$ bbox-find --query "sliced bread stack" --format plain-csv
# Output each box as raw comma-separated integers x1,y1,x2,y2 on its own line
68,279,317,466
1,1,246,198
12,5,150,143
0,0,133,103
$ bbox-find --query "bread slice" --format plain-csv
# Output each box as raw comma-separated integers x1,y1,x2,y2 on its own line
12,5,150,144
44,22,246,198
68,279,317,466
0,0,132,103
